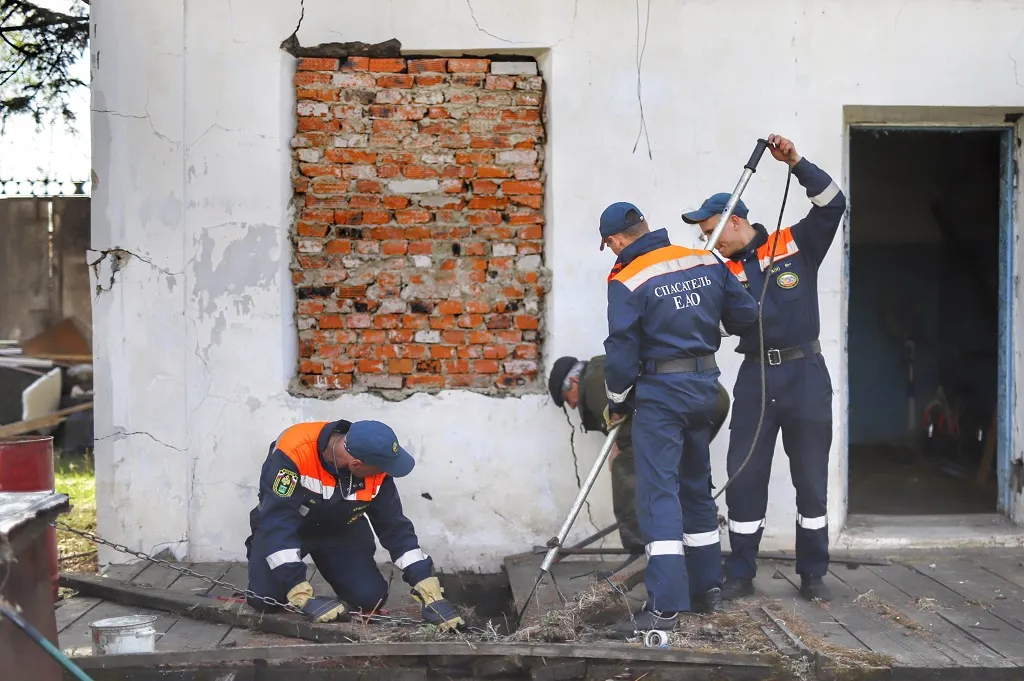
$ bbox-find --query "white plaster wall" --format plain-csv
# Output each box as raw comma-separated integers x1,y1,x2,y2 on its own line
91,0,1024,570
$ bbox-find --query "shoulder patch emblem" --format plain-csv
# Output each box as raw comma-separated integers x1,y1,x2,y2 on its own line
777,272,799,290
273,468,299,498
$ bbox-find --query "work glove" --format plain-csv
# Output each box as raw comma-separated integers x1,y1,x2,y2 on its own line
287,581,350,623
411,577,465,632
603,404,629,430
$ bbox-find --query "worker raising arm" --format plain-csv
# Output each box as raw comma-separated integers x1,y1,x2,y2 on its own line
244,419,464,631
682,134,846,603
599,202,758,637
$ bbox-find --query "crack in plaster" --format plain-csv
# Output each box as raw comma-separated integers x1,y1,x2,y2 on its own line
95,429,187,452
465,0,526,45
552,0,580,48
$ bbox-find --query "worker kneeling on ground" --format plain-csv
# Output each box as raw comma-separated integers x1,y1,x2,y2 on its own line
244,419,465,631
547,355,732,556
600,203,758,637
682,134,846,603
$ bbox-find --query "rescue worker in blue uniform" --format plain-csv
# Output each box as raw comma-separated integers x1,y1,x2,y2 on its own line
547,355,732,556
600,203,759,636
244,419,465,630
681,134,846,602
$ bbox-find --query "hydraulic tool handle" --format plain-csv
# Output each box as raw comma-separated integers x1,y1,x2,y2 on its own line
539,423,622,573
745,138,771,172
704,138,771,253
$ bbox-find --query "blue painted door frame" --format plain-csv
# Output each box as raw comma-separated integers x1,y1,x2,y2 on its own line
846,123,1016,515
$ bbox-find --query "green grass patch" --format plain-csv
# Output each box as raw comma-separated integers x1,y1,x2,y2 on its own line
55,451,97,575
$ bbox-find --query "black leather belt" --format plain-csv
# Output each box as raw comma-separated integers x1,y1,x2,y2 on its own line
645,354,717,374
745,340,821,366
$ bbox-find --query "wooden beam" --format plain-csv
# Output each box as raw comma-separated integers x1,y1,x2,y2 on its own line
59,572,362,644
68,639,776,671
0,402,92,438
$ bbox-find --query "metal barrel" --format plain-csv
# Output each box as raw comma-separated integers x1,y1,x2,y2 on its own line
0,436,59,602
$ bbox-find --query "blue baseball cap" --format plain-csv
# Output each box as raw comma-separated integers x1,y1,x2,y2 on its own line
681,193,749,225
599,202,645,251
345,420,415,477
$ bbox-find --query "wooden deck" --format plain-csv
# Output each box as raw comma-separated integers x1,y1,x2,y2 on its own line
54,549,1024,679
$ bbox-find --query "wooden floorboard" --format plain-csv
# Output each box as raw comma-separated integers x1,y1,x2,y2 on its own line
101,562,148,582
833,563,1016,669
904,558,1024,633
164,561,231,597
753,563,868,652
782,564,954,668
156,617,231,651
866,563,1024,663
55,596,102,633
206,563,248,601
131,561,190,590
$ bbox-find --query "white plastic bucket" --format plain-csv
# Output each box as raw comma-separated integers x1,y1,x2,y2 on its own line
89,615,159,655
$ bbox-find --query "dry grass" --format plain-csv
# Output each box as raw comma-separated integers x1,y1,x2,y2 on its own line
54,451,97,581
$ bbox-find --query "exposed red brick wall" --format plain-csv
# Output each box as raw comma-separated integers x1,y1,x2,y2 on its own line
290,56,547,397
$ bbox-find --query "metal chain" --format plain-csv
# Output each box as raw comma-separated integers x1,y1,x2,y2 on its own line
53,520,421,626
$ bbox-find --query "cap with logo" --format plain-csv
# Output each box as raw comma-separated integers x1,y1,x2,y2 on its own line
599,202,645,251
680,192,749,225
344,420,415,478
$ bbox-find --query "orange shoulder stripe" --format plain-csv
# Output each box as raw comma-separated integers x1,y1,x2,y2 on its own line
611,245,719,292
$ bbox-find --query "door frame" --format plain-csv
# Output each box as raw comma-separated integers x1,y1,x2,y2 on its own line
843,122,1017,517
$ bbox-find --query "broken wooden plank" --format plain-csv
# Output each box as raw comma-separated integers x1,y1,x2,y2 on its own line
60,572,363,644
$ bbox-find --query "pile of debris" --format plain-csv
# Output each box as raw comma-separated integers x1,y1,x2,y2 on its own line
0,318,93,451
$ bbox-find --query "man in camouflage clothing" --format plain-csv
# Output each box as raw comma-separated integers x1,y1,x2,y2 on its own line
548,355,731,554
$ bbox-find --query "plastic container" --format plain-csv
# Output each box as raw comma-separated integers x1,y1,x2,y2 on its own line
89,615,159,655
0,435,59,601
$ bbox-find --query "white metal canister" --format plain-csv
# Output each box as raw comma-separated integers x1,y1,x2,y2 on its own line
89,615,159,655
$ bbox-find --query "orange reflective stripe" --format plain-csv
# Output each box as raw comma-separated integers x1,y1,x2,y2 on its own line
725,260,747,282
353,472,387,501
607,262,624,283
276,422,336,498
755,227,799,268
611,245,719,292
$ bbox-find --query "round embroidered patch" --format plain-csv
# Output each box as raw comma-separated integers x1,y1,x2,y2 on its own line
777,272,799,289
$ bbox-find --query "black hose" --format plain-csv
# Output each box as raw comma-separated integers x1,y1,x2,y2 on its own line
713,165,793,501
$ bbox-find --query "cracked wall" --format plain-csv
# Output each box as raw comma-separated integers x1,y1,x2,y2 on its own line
290,56,549,398
91,0,1024,570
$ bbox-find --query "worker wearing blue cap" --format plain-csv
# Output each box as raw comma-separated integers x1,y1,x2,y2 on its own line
599,202,759,637
244,419,464,631
681,134,846,603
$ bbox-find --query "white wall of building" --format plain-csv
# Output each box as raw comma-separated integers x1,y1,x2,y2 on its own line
90,0,1024,570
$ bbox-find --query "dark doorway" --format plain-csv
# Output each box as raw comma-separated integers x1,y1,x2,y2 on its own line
847,128,1004,516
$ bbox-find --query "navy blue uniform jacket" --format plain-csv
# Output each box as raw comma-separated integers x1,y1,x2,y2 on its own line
725,158,846,352
248,420,432,594
604,228,759,414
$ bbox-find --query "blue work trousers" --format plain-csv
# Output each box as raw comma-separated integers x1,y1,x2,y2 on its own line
245,516,389,612
632,370,723,614
725,352,833,581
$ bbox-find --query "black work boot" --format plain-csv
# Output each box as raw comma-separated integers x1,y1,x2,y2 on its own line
691,587,724,614
605,606,678,639
720,577,755,601
800,575,832,602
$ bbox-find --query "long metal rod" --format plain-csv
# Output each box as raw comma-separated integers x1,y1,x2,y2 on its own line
704,138,771,253
539,424,621,573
